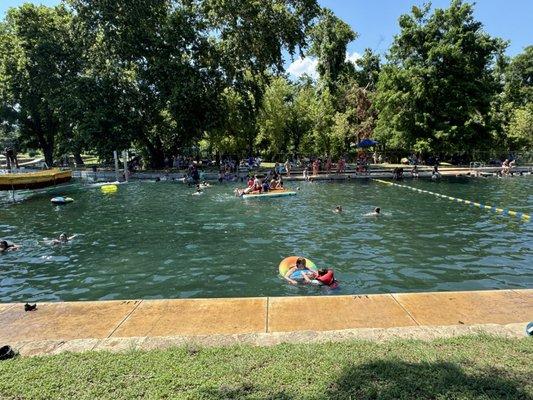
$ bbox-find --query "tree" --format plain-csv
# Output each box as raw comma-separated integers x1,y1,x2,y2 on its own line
202,0,320,77
68,0,223,168
256,77,294,156
374,0,507,158
499,46,533,151
506,104,533,150
308,8,357,90
503,46,533,108
0,4,82,166
353,48,381,91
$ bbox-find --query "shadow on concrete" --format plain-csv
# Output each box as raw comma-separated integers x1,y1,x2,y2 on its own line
326,360,531,399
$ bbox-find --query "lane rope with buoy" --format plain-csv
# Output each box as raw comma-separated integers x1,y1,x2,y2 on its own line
374,179,530,221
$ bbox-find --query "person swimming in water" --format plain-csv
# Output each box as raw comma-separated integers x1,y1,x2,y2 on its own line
0,240,19,252
51,233,76,245
284,257,314,285
303,268,337,287
193,184,204,195
364,207,381,216
333,205,343,213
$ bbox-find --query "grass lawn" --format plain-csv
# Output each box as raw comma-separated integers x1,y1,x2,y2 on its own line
0,335,531,399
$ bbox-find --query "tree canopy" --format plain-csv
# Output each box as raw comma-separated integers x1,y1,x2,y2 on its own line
0,0,530,166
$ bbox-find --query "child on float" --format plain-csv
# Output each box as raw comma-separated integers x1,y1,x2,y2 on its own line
284,257,314,285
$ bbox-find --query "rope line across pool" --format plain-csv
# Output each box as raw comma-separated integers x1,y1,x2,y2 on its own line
374,179,530,222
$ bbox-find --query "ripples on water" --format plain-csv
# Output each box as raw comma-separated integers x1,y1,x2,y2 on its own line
0,176,531,302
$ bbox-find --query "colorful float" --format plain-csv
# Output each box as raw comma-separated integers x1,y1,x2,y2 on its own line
278,256,317,280
242,189,296,199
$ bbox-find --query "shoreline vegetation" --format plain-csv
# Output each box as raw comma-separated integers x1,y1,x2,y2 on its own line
0,335,531,399
1,0,532,170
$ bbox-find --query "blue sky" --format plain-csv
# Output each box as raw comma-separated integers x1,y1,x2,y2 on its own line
2,0,532,78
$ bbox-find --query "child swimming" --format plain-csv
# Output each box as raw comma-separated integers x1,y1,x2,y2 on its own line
283,257,314,285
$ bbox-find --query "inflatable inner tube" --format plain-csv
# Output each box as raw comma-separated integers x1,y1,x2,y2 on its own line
278,256,317,280
101,184,118,193
51,196,74,205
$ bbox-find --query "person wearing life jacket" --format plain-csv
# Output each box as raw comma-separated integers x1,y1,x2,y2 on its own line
303,268,337,287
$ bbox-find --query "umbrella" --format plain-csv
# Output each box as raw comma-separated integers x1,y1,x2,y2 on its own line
356,138,379,148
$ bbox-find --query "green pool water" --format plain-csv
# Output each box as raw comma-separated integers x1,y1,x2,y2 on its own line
1,176,532,302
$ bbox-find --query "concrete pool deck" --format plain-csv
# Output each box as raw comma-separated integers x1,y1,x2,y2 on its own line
1,289,531,356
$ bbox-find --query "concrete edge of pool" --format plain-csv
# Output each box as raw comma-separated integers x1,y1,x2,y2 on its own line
1,288,531,356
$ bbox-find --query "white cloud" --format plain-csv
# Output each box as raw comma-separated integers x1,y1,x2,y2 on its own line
287,56,319,79
287,51,362,79
345,51,361,65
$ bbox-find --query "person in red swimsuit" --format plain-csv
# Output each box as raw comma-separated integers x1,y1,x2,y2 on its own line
303,268,337,288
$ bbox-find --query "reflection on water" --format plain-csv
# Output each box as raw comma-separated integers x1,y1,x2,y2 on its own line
0,176,531,302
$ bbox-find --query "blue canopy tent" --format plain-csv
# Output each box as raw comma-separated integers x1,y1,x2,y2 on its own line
356,138,379,148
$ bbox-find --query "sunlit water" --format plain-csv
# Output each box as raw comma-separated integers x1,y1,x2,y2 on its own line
1,176,531,302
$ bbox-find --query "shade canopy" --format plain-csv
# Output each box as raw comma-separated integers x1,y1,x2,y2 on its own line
356,138,379,148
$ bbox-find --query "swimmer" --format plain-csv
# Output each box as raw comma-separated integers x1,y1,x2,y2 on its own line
284,257,313,285
193,184,203,195
303,268,337,287
333,205,342,213
411,165,419,178
50,233,76,245
431,165,441,179
0,240,19,252
201,181,210,187
365,207,381,216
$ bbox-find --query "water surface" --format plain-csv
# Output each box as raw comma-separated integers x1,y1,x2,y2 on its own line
1,176,531,302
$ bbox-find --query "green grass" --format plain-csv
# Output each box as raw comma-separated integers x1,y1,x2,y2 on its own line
0,335,531,399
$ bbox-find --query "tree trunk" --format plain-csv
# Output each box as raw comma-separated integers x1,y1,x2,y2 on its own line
42,143,54,168
31,113,54,167
139,133,165,169
74,152,84,166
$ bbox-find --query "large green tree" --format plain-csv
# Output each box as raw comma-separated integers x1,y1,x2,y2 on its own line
0,4,82,166
501,46,533,151
374,1,507,157
68,0,224,168
308,8,357,90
